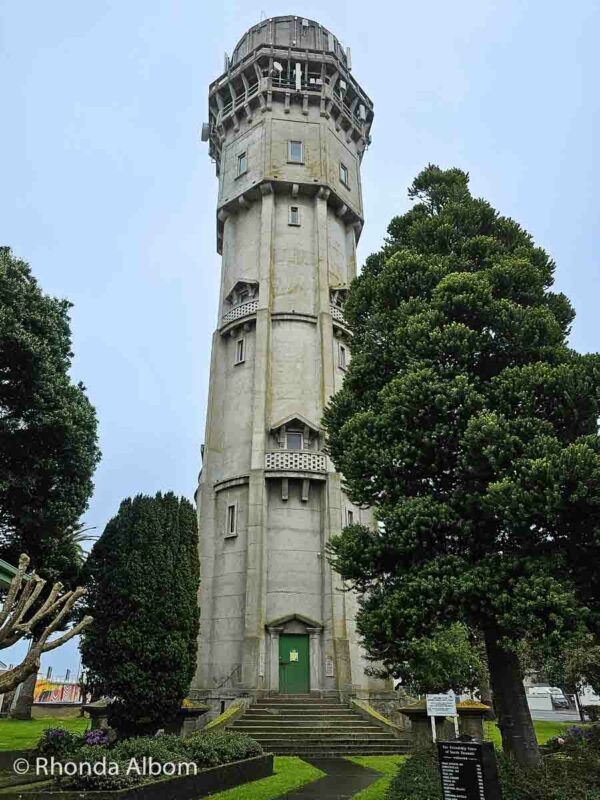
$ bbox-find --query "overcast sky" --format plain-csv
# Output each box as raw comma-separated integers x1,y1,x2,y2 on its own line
1,0,599,675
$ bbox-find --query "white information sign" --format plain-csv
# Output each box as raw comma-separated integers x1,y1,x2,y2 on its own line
426,692,457,718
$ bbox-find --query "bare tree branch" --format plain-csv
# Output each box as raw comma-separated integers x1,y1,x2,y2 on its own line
0,553,92,695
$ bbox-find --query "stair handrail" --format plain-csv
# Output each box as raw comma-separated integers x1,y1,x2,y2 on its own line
214,663,241,690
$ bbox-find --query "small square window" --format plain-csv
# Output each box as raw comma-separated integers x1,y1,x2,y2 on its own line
338,344,347,370
347,509,354,526
226,503,237,537
288,140,304,163
339,162,350,188
235,338,245,365
289,205,301,226
237,151,247,176
286,432,303,450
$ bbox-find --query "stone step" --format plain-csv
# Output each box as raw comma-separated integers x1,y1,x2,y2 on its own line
233,720,378,727
230,696,413,758
238,711,372,725
263,745,411,755
232,727,387,735
272,752,409,757
247,707,354,712
257,698,343,705
251,702,347,708
254,699,344,705
243,735,406,744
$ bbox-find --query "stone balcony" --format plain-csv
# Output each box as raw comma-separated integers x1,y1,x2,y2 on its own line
264,449,327,477
222,299,258,326
330,303,345,323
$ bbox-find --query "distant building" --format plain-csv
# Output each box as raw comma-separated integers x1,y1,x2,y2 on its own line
33,677,82,704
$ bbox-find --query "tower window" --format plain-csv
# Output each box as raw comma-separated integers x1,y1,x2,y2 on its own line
346,509,354,526
234,338,245,365
226,503,237,537
338,343,347,370
237,151,247,176
339,162,350,188
286,431,304,450
288,140,304,163
289,205,301,226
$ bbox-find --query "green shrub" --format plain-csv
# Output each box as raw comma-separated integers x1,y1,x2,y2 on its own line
180,734,221,768
546,723,600,755
110,734,186,762
49,730,263,792
53,746,141,792
182,731,263,767
37,727,84,759
585,707,600,723
387,745,600,800
386,748,441,800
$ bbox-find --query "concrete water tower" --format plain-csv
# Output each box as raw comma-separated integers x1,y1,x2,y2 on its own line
192,15,388,707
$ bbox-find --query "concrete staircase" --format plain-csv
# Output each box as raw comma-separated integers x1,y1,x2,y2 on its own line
229,695,412,756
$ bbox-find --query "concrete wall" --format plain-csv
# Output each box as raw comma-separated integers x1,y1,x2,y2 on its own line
32,703,83,719
218,107,363,219
266,480,322,623
193,16,390,705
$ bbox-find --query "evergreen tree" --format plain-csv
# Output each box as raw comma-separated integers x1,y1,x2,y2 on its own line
324,166,600,766
0,247,100,583
81,493,199,735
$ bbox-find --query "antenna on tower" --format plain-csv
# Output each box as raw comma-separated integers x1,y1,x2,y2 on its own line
260,10,267,20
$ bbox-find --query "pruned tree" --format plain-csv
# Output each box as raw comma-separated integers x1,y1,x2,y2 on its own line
324,165,600,767
80,493,199,736
0,554,92,694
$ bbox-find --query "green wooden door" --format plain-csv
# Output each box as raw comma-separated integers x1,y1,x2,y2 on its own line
279,634,310,694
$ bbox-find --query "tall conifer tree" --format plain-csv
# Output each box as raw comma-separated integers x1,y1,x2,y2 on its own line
81,493,199,735
324,166,600,765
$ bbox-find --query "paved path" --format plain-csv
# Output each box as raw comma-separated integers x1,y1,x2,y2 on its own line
277,758,382,799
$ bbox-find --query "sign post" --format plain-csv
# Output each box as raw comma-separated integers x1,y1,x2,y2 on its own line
437,736,502,800
426,692,458,743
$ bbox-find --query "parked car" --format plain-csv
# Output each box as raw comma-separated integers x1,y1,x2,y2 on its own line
527,686,570,709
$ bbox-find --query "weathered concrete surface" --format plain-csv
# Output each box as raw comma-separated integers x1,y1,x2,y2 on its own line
192,16,392,710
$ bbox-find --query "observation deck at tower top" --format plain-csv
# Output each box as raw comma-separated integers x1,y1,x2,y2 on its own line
206,16,374,177
229,15,351,70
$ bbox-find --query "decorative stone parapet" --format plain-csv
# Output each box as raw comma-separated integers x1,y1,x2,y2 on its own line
330,303,345,323
222,299,258,325
264,449,327,474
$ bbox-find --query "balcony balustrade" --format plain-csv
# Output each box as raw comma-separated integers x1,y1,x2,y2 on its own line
330,304,346,324
222,299,258,325
265,449,327,474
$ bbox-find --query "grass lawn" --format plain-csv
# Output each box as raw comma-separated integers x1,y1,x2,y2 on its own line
485,718,575,748
345,756,407,800
0,717,89,751
203,756,325,800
